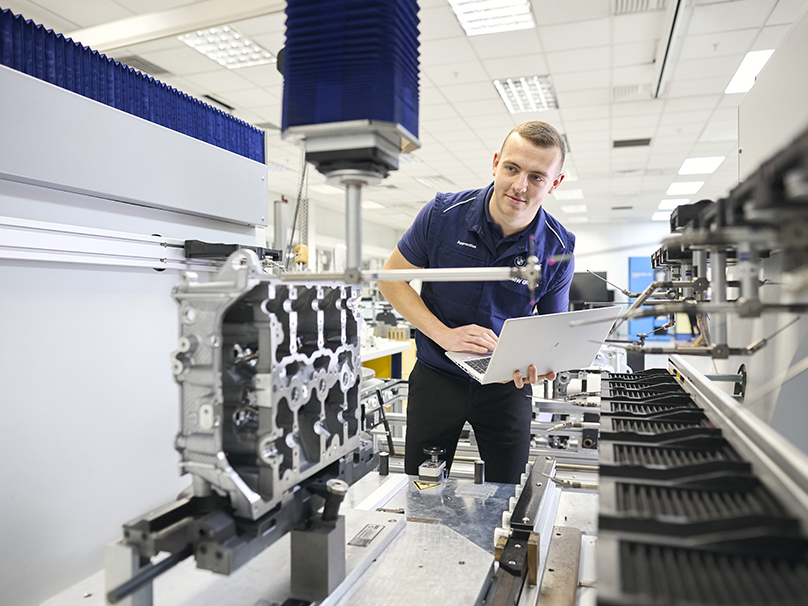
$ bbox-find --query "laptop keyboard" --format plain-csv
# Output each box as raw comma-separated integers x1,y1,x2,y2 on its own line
466,357,491,374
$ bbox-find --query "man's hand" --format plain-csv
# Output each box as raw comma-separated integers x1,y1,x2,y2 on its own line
513,364,557,389
437,324,498,354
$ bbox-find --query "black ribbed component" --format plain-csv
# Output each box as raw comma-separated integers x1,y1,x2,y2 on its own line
615,444,740,467
604,401,701,416
610,418,709,435
618,542,808,605
615,483,786,521
604,388,693,404
604,380,684,393
600,443,751,481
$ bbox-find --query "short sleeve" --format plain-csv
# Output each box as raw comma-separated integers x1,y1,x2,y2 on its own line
397,197,437,268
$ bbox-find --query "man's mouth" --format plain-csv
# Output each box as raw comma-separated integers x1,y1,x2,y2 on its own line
506,194,526,204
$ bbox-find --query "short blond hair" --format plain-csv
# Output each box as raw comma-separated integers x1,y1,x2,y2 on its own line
502,121,566,169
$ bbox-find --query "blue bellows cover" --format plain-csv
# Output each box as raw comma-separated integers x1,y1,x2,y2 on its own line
282,0,419,139
0,8,265,163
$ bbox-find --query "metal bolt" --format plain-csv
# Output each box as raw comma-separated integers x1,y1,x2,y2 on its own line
522,517,530,524
508,560,517,566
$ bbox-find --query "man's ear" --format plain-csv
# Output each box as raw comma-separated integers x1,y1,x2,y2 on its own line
549,172,565,193
492,151,500,178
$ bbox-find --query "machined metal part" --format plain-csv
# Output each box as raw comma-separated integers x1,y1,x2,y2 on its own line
535,526,582,606
171,249,366,521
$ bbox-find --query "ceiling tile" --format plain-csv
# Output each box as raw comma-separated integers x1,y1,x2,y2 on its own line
688,0,777,35
613,114,661,130
37,0,133,29
538,18,610,52
420,37,478,67
220,87,279,109
612,64,655,86
236,63,283,88
564,118,610,134
678,29,759,60
699,120,738,142
613,40,659,67
452,98,512,118
666,76,728,97
185,69,255,93
612,11,668,43
232,12,285,36
421,103,462,121
422,61,490,86
753,24,791,49
482,54,550,80
555,87,611,108
468,28,543,60
418,5,465,41
611,99,665,117
552,69,610,93
672,55,744,80
560,105,611,120
663,94,722,111
546,46,611,73
439,81,501,104
658,109,713,126
767,0,808,25
530,0,611,25
137,45,225,76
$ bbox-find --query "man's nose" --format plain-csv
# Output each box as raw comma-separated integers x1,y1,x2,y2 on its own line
513,173,528,193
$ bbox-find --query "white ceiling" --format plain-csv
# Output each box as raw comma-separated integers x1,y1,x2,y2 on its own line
5,0,808,233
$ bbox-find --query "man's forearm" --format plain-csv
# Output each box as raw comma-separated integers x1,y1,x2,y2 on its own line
377,280,449,346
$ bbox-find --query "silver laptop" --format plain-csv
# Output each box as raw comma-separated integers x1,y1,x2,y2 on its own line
445,306,621,384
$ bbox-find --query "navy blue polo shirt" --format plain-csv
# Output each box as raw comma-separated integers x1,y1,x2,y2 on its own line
397,183,576,379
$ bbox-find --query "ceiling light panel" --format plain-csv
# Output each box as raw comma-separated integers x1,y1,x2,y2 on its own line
666,182,704,195
658,198,689,210
565,216,589,224
362,200,384,210
449,0,535,37
494,76,558,114
561,204,587,214
678,156,725,175
552,188,584,201
179,26,275,69
652,211,672,221
725,49,774,94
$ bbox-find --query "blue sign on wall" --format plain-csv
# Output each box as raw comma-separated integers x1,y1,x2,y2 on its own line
628,256,669,341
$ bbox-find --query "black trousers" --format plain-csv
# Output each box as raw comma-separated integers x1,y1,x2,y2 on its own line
404,361,533,483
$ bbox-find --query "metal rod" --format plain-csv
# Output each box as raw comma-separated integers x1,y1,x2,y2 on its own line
710,248,728,344
280,266,514,283
346,182,362,272
107,545,193,604
737,241,760,303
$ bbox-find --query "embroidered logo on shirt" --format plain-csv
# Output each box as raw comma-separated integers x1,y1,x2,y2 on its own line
457,240,477,249
509,277,528,286
514,255,526,267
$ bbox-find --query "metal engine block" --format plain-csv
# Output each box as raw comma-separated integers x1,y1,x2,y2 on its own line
170,250,364,520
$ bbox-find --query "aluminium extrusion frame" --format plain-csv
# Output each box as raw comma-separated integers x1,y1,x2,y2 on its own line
669,354,808,530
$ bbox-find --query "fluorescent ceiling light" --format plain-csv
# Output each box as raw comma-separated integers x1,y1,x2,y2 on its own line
666,182,704,195
725,49,774,94
678,156,725,175
398,153,422,164
494,76,558,114
362,200,384,210
566,216,589,224
560,204,587,214
179,25,275,69
658,198,690,210
552,188,584,201
449,0,534,36
652,211,672,221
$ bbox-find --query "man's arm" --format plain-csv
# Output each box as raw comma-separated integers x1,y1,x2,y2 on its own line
378,246,497,354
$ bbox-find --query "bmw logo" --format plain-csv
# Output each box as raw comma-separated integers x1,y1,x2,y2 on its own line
514,255,526,267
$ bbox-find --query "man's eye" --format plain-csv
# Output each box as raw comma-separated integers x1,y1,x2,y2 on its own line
531,175,544,182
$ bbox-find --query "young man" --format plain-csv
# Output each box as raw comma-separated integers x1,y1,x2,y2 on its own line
378,121,575,483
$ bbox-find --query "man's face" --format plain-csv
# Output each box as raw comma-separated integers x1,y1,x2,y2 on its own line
490,133,565,234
